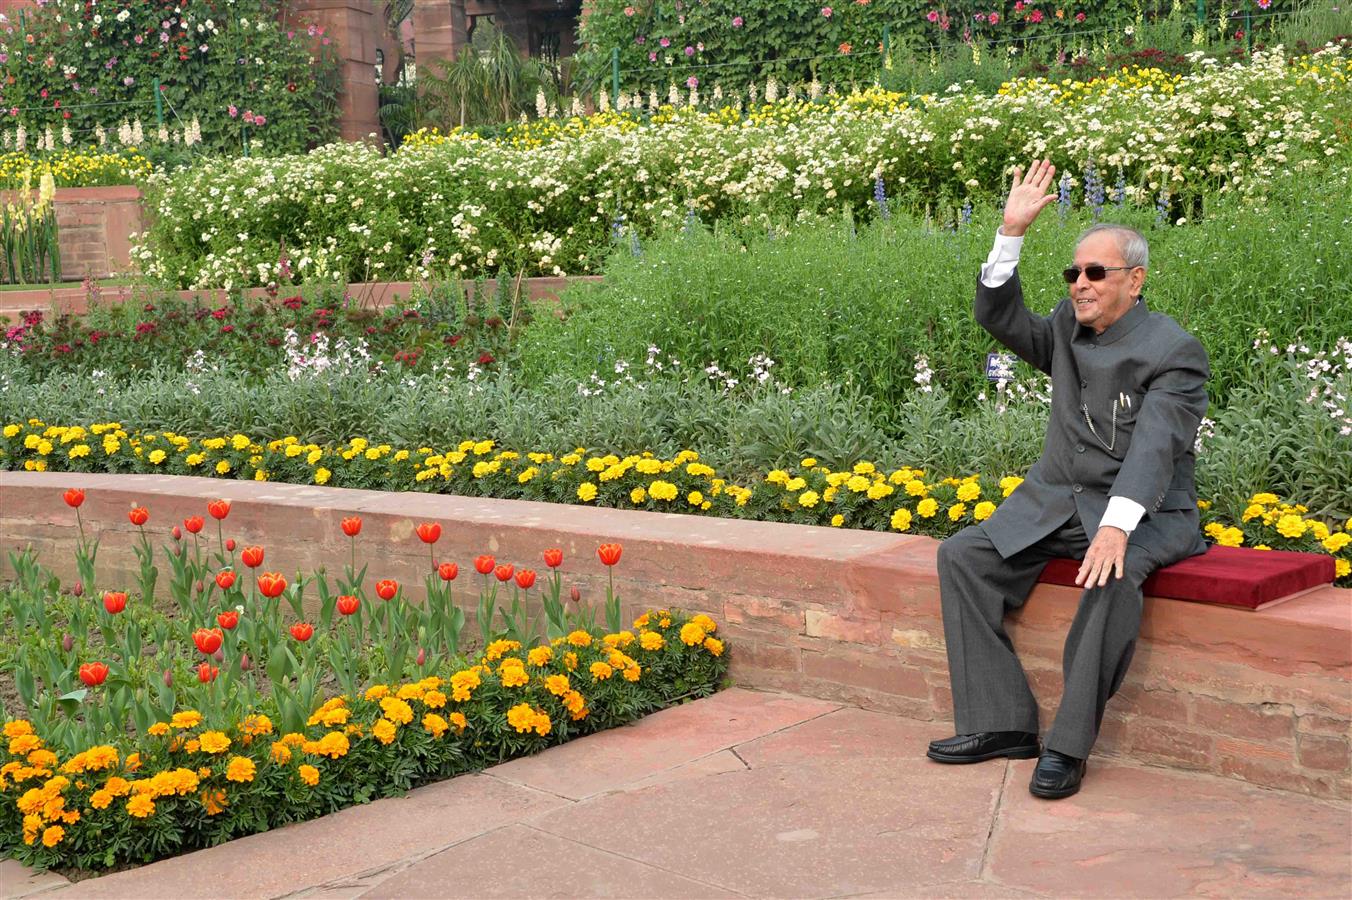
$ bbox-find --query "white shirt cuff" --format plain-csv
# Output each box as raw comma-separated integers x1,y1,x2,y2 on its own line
1100,496,1147,535
979,227,1024,288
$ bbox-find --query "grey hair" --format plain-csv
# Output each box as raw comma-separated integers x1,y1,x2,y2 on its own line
1076,223,1149,272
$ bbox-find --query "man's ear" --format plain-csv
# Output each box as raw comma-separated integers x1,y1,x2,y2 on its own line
1130,266,1147,298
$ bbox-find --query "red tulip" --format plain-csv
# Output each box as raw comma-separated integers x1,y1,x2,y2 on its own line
197,663,220,683
543,548,563,568
257,572,287,598
375,579,398,601
225,538,236,552
215,569,237,590
171,525,182,541
241,546,264,568
217,610,239,630
207,499,231,520
290,622,314,642
128,506,149,526
183,515,205,534
163,668,173,687
213,648,224,663
570,585,582,603
102,591,127,614
62,632,74,652
72,581,84,598
416,647,426,666
195,580,205,595
438,562,458,582
78,661,109,686
515,569,537,590
239,653,251,672
415,522,442,544
597,543,623,566
494,563,514,582
192,628,224,655
341,515,362,537
63,488,86,508
474,554,495,575
336,595,360,616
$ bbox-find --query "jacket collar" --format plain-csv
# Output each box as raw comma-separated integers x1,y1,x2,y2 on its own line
1077,296,1149,346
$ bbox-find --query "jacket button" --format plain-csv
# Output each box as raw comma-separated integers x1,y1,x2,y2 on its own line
1073,483,1084,493
1080,380,1088,389
1076,444,1086,453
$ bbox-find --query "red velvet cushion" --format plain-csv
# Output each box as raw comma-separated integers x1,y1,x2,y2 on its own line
1037,545,1337,610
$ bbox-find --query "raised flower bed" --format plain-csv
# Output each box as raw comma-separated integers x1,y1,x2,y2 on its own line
0,490,728,872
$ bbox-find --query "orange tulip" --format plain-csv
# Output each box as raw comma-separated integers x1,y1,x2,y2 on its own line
207,499,231,520
543,548,563,568
183,515,205,534
257,572,287,599
290,622,314,642
240,546,264,568
336,595,360,616
375,579,398,601
192,628,223,655
514,569,537,590
128,506,149,526
102,591,127,614
341,516,362,537
415,522,442,544
215,570,237,590
597,543,623,566
474,555,495,575
79,661,109,686
438,562,458,581
217,610,239,630
197,663,220,683
63,488,85,508
494,564,514,582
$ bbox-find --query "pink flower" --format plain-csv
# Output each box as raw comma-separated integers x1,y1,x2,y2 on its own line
821,6,833,17
732,16,744,27
636,35,645,44
659,36,670,47
228,104,238,117
243,110,255,124
1015,1,1024,9
974,13,986,22
254,115,266,126
687,75,699,88
1029,9,1044,23
927,10,939,22
1075,11,1085,21
8,108,17,117
624,5,635,14
321,37,331,45
649,51,658,61
160,31,169,42
134,34,143,44
1257,0,1271,7
990,13,1000,24
308,24,318,37
684,45,695,56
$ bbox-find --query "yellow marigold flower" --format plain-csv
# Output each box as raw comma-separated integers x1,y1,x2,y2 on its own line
104,776,130,797
688,490,704,505
1276,514,1308,539
1216,526,1245,548
640,630,664,651
1322,533,1351,553
225,756,256,783
891,507,913,531
9,734,44,756
90,789,113,809
765,469,789,485
948,503,967,522
423,690,447,709
294,764,319,787
197,731,230,754
680,622,706,646
1197,499,1211,509
1241,504,1265,522
372,719,397,745
905,479,928,498
852,461,876,475
567,630,592,647
690,614,717,633
831,514,845,527
577,482,598,502
448,711,468,732
148,722,170,737
845,475,870,493
999,476,1024,497
649,480,678,501
423,714,449,738
270,743,292,764
506,703,537,733
528,646,553,667
589,661,614,681
798,490,820,508
532,712,552,736
973,501,997,522
126,794,156,818
241,714,273,736
1336,560,1350,579
364,684,390,701
703,637,724,657
380,697,415,725
1310,522,1330,541
1249,493,1280,506
564,651,579,670
545,674,571,696
42,825,64,847
629,486,648,504
314,467,332,485
201,788,228,816
500,665,530,688
956,482,982,502
3,720,34,738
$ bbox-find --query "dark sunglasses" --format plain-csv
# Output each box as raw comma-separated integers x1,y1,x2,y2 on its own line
1062,264,1137,283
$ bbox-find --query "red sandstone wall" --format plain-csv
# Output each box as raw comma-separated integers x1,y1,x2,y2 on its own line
0,186,144,282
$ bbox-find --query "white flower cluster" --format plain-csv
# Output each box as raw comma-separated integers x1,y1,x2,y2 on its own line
282,328,383,383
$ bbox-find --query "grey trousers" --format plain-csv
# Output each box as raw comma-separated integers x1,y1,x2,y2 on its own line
936,517,1156,760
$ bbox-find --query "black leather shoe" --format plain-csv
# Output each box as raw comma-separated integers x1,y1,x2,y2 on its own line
926,731,1040,764
1029,750,1088,799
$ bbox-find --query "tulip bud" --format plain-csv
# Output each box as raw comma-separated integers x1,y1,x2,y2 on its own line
62,632,74,652
172,525,182,540
417,647,426,666
195,579,205,594
163,668,173,687
72,581,83,597
213,648,224,663
240,653,251,672
226,538,236,552
570,585,581,603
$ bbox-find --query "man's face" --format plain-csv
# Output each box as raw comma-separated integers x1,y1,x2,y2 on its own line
1069,232,1145,334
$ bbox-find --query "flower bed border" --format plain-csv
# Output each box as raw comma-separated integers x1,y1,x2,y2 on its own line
1,470,1348,801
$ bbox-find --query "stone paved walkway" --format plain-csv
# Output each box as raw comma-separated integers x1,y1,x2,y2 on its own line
3,688,1350,899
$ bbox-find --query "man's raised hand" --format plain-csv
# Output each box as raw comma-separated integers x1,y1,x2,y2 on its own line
1002,159,1058,238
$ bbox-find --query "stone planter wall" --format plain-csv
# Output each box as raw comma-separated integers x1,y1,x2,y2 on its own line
0,186,145,282
1,471,1348,800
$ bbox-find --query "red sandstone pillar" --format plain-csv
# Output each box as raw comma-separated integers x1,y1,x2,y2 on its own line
288,0,382,143
417,0,470,77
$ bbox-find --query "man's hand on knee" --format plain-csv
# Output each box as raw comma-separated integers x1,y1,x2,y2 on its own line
1075,526,1128,588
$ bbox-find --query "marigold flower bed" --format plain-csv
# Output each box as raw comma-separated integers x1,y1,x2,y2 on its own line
3,422,1347,584
0,492,728,872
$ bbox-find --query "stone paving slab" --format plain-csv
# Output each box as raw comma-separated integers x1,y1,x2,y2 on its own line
485,688,840,800
362,824,744,899
0,859,69,900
